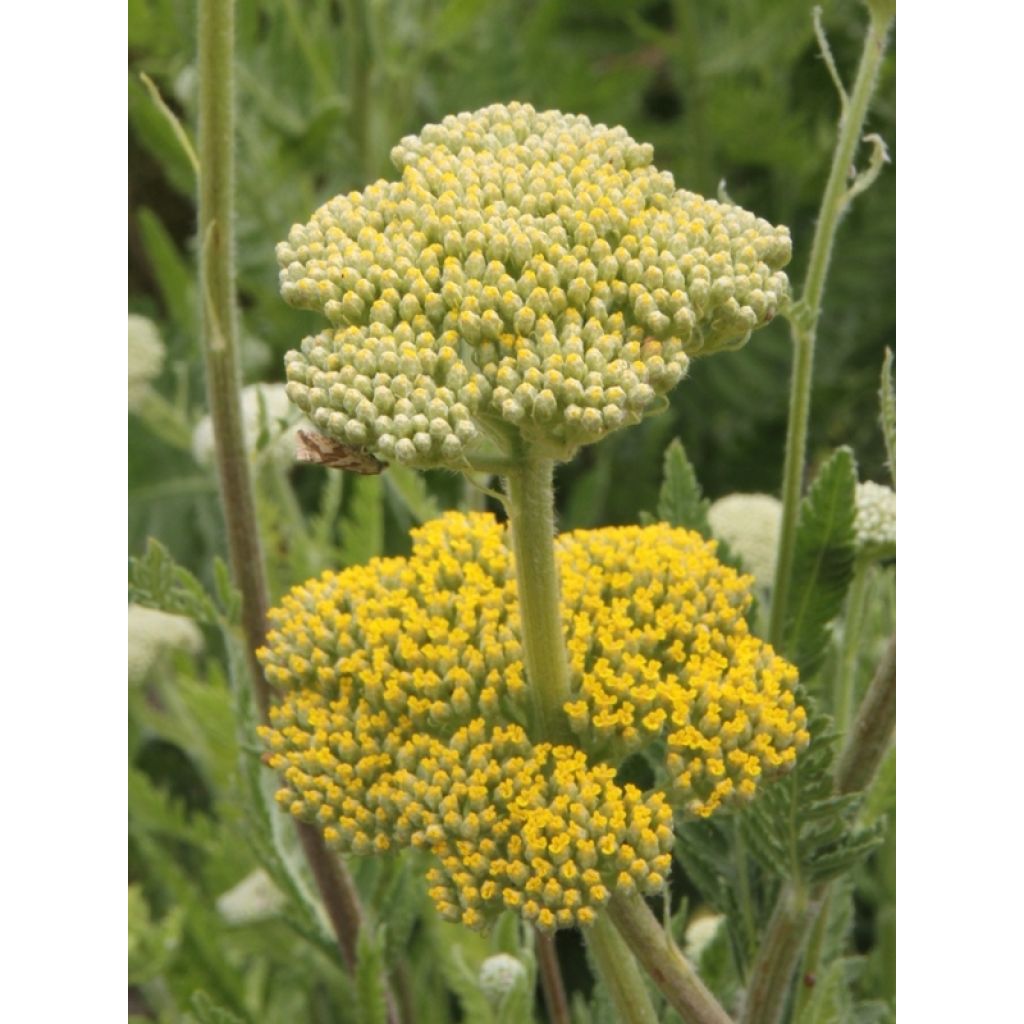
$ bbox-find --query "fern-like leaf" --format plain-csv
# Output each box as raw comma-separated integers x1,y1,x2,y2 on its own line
656,438,711,534
783,447,857,677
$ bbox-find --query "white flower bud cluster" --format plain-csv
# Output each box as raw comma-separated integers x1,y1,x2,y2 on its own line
128,604,203,685
278,103,791,467
128,314,166,414
192,383,301,468
478,954,527,1002
707,493,783,587
853,481,896,558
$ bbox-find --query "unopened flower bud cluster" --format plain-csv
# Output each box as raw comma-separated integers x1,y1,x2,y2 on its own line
853,481,896,559
258,512,804,931
278,103,791,466
707,492,783,588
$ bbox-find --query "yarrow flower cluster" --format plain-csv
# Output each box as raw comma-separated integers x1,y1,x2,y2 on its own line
277,103,791,466
257,512,806,933
128,314,166,414
128,603,204,685
853,481,896,559
707,492,783,587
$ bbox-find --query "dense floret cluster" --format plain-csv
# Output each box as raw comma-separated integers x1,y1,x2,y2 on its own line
258,512,805,931
707,492,783,588
853,481,896,558
277,103,791,466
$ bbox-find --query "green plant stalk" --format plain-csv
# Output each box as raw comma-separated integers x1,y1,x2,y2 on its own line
536,931,572,1024
502,458,653,1020
769,8,894,646
607,894,734,1024
833,560,874,736
588,915,661,1024
197,3,391,1010
502,456,573,745
741,633,896,1024
503,456,734,1022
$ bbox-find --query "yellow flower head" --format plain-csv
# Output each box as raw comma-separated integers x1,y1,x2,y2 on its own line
277,103,791,466
258,512,806,931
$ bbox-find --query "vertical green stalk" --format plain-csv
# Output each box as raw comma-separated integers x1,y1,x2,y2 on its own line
536,931,572,1024
503,455,734,1023
197,4,389,1008
588,916,660,1024
769,8,894,646
197,0,271,716
503,456,573,745
833,561,873,736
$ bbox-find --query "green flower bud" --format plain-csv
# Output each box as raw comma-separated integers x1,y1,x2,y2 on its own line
278,103,791,468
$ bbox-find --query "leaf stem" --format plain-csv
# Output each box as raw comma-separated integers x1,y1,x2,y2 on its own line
197,5,391,1013
587,915,660,1024
535,930,572,1024
769,7,894,646
833,560,873,737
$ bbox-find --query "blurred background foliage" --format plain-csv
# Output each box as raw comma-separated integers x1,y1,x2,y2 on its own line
129,1,894,1020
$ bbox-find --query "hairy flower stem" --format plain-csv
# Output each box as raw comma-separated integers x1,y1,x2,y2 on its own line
588,915,660,1024
741,633,896,1024
503,456,574,745
536,931,572,1024
197,4,391,1012
769,7,894,646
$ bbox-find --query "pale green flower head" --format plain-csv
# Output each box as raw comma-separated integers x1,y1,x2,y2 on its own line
128,604,203,685
854,480,896,560
478,953,528,1003
128,314,165,414
707,492,782,588
192,383,301,468
278,102,791,468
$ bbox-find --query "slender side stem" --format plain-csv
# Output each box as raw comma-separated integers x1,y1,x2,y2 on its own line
198,0,271,716
197,6,390,1013
791,891,831,1020
836,633,896,795
607,894,734,1024
503,456,573,745
741,632,895,1024
536,931,572,1024
769,9,894,646
587,915,660,1024
833,561,873,736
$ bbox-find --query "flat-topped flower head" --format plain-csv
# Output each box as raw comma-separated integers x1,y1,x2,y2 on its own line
277,103,791,467
853,480,896,560
257,512,805,932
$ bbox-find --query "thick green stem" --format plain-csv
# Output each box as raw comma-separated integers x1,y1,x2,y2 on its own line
769,9,894,646
197,5,390,1011
587,915,660,1024
607,894,734,1024
503,456,573,744
834,561,874,736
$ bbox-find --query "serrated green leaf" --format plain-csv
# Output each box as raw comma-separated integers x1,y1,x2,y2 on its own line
129,883,185,984
130,538,221,625
212,557,242,625
656,438,711,533
783,448,858,677
743,709,881,885
338,474,384,566
190,991,246,1024
355,926,390,1024
385,465,441,526
879,349,895,487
